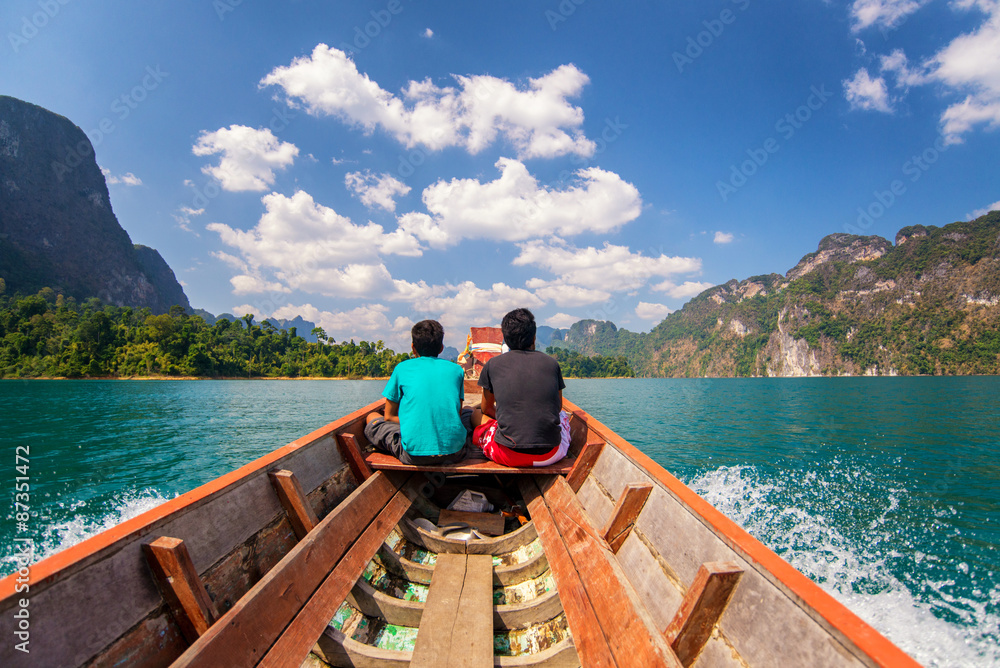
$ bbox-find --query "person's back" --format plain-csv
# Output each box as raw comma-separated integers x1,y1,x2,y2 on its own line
472,308,569,467
480,349,563,450
365,320,470,465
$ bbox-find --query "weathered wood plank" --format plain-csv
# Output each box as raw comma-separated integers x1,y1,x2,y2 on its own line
411,554,468,667
438,509,506,537
519,477,616,668
267,469,319,540
141,537,218,644
664,562,744,667
258,488,412,667
459,554,495,665
538,475,683,668
337,432,374,483
410,553,493,667
170,472,401,668
602,482,653,554
564,439,604,492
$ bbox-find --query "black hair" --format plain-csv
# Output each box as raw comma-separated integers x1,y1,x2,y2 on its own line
411,319,444,357
501,308,536,351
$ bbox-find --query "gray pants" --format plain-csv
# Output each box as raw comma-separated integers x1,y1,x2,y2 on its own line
364,408,473,466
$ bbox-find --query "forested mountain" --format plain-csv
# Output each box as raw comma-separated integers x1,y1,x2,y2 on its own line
556,212,1000,377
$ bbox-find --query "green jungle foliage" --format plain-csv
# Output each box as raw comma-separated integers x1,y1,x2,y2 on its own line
546,347,635,378
0,289,409,378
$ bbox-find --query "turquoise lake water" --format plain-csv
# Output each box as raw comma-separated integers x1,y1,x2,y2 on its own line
1,378,998,666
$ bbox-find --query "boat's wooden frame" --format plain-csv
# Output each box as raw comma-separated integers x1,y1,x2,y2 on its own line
0,398,919,668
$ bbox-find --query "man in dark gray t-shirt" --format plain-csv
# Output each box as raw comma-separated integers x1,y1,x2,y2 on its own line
471,308,569,467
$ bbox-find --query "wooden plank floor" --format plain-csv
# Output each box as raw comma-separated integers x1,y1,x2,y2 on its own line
410,553,494,667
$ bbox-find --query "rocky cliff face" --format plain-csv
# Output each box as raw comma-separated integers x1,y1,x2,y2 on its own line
559,215,1000,376
0,96,189,313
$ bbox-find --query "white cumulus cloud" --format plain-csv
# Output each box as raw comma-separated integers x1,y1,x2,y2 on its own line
850,0,929,32
248,302,412,351
652,280,715,299
713,231,734,244
635,302,673,322
208,190,421,297
193,125,298,192
388,280,544,333
843,68,895,113
101,168,142,186
173,206,204,233
260,44,596,159
229,274,290,295
851,2,1000,143
514,239,702,293
399,159,642,247
545,313,580,328
345,170,411,212
527,282,611,308
967,199,1000,219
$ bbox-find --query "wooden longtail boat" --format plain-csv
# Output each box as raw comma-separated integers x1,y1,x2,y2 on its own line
0,335,920,667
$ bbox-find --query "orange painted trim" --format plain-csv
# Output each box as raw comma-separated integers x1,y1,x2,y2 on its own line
0,398,386,601
561,398,920,668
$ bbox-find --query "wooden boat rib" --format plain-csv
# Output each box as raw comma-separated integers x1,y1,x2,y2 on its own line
0,394,920,667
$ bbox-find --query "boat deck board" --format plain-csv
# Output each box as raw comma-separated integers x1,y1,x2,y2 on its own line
521,474,683,668
168,472,411,668
365,450,577,474
410,553,494,667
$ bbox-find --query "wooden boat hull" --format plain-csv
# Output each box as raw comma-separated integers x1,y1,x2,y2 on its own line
0,398,917,667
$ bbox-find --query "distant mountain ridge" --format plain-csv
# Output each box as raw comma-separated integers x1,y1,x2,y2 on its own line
555,213,1000,376
0,95,189,314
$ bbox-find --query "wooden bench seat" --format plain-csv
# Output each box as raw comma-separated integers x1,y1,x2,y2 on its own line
365,450,577,474
410,553,494,667
158,471,413,668
520,475,683,668
338,412,608,483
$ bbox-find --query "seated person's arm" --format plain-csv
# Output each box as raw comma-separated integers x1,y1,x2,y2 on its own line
383,399,400,424
482,389,496,419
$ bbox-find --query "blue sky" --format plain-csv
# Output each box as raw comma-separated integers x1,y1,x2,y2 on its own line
3,0,999,350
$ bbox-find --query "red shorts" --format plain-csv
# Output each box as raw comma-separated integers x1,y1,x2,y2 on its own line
472,412,571,467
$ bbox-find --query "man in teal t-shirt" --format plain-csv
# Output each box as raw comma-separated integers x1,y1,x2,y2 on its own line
364,320,471,465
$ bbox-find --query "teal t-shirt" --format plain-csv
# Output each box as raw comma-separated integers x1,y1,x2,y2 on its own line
382,356,466,456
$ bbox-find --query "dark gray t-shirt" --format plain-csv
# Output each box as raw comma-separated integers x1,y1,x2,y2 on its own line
479,350,566,451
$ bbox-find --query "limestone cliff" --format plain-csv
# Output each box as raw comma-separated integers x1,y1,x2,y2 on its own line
557,214,1000,376
0,96,189,314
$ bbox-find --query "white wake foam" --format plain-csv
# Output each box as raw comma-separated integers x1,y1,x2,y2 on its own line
2,488,175,575
685,465,1000,668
